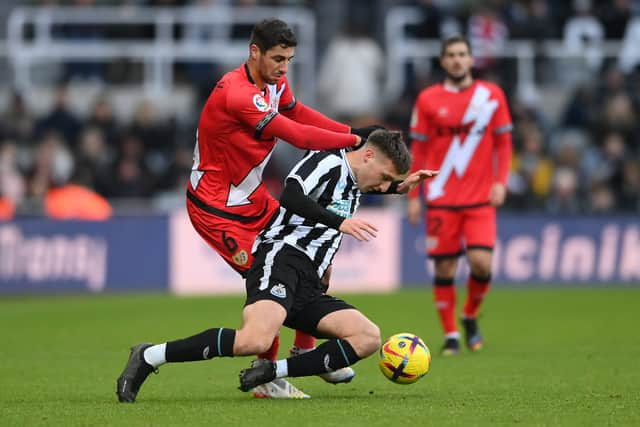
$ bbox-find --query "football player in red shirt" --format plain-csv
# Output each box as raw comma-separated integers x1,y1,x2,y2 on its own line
407,35,512,356
186,19,378,397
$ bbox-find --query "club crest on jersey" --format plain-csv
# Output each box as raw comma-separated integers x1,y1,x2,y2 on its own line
270,283,287,298
232,250,249,266
253,94,270,112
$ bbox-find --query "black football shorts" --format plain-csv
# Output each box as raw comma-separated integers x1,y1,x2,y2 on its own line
245,242,354,337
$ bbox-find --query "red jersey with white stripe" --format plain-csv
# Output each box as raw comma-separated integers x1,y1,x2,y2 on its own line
189,64,298,220
409,80,512,207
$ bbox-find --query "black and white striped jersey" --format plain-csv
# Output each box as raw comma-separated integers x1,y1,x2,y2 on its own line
254,149,360,278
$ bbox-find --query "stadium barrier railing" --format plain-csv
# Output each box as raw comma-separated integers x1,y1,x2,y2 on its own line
0,5,629,110
6,5,316,104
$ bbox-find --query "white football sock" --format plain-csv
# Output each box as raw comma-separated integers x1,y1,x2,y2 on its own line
275,360,288,378
143,343,167,367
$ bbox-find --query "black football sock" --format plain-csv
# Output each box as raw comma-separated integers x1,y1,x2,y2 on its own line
286,339,360,377
165,328,235,362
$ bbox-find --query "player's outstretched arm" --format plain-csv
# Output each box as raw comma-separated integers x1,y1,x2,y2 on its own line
262,114,359,150
366,169,439,195
227,87,359,150
281,101,350,132
395,169,439,194
282,101,385,142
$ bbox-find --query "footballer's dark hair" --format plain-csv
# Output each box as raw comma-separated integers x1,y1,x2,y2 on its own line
366,130,412,174
250,18,298,53
440,35,472,57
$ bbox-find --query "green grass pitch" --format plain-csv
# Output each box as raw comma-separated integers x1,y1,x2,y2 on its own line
1,288,639,426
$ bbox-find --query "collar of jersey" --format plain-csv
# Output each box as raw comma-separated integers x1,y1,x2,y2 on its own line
244,62,256,85
244,62,268,95
341,149,357,184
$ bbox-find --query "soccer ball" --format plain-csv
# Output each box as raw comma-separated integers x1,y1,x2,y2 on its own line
378,333,431,384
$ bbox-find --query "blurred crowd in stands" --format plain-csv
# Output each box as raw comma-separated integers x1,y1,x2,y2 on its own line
1,0,640,219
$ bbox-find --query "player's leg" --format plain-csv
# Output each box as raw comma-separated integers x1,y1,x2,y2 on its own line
289,265,355,384
239,297,379,390
242,242,312,398
116,300,285,403
433,257,461,355
117,239,297,403
461,249,491,351
188,201,288,389
287,265,324,367
461,206,496,351
285,308,380,377
289,265,330,355
188,200,294,366
426,208,463,355
149,301,285,364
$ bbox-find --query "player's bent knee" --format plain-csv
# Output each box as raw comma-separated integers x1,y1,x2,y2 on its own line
352,322,381,358
364,323,382,356
235,340,272,356
233,331,275,356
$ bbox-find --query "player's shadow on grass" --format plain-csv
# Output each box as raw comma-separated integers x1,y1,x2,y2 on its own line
107,391,429,404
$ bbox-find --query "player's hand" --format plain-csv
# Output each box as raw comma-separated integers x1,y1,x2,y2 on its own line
395,169,439,194
339,218,378,241
349,125,386,151
348,134,366,151
407,198,423,225
489,182,507,206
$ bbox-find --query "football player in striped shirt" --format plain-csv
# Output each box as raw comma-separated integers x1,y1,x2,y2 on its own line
116,130,437,401
118,18,382,402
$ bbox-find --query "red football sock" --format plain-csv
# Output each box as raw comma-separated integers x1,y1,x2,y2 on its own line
293,330,316,350
463,274,491,318
433,278,457,335
258,334,280,361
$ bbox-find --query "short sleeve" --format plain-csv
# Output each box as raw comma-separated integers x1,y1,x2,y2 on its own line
287,151,342,195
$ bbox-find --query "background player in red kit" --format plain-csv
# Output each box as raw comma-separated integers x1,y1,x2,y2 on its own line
407,35,512,356
186,19,378,397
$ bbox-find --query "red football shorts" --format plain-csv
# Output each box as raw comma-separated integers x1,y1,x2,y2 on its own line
424,204,496,258
187,198,279,275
